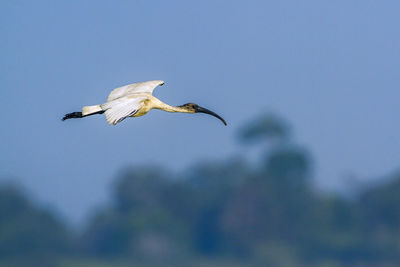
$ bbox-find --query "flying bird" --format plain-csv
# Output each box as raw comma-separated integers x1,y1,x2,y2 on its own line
62,80,227,126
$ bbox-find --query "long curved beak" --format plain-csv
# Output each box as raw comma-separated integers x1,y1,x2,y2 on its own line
195,106,227,126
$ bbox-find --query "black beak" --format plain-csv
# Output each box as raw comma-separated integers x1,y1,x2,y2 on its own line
195,106,227,126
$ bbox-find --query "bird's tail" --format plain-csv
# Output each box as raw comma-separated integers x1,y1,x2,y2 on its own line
62,105,104,121
62,112,83,121
82,105,103,116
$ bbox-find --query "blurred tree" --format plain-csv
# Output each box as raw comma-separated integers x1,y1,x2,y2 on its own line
357,173,400,262
113,166,171,213
83,167,192,261
239,113,311,186
185,159,248,255
0,183,72,261
6,111,397,266
265,146,311,187
238,113,290,145
360,174,400,231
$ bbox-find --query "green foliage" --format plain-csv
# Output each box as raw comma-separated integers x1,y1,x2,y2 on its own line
239,113,290,144
2,113,400,266
0,184,72,262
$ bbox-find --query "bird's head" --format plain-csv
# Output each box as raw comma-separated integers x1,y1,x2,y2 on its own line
178,103,227,125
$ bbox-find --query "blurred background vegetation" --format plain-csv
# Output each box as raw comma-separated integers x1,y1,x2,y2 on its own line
1,113,400,267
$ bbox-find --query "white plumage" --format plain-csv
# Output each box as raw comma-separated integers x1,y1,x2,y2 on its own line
101,95,147,125
106,80,164,102
82,80,164,125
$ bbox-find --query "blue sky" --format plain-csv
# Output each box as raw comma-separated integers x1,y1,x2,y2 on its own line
1,0,400,225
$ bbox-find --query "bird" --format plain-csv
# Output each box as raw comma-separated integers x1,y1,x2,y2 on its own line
62,80,227,126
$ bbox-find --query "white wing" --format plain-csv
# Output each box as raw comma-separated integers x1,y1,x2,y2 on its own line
101,95,147,125
107,80,164,102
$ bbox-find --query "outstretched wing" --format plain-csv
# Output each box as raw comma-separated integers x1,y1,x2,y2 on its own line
101,95,147,125
107,80,164,102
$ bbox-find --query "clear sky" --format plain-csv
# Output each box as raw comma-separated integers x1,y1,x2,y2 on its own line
1,0,400,225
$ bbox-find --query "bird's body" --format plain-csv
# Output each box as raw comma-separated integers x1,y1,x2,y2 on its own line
63,80,226,126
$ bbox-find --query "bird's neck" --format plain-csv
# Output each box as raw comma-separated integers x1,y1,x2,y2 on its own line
152,98,192,113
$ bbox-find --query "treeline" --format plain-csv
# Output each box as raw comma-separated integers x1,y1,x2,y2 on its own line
1,114,400,266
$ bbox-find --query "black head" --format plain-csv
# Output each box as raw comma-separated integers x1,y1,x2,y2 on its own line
179,103,227,126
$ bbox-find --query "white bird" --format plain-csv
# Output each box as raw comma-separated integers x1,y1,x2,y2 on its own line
62,80,227,126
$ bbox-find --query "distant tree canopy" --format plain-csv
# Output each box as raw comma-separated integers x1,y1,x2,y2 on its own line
2,113,400,266
80,113,400,265
0,184,71,260
239,113,290,144
265,146,311,186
